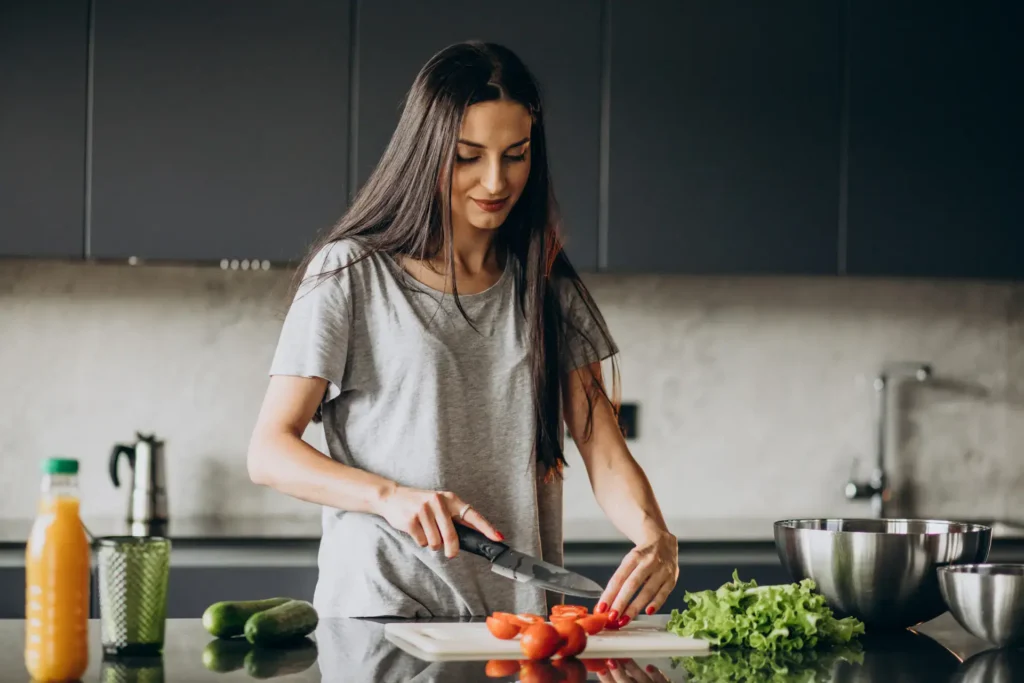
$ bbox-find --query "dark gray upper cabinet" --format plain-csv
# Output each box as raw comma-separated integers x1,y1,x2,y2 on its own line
846,2,1024,279
606,0,843,275
89,1,351,264
0,0,88,259
354,0,602,271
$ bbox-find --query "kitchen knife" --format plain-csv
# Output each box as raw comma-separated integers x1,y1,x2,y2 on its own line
455,524,604,599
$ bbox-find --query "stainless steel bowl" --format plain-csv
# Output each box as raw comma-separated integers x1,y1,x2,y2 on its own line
938,564,1024,647
775,519,992,629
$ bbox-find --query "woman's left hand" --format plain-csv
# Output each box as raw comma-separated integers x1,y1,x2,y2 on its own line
596,530,679,627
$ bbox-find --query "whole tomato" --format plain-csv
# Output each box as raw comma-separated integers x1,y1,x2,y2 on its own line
486,616,520,640
519,622,563,660
551,620,588,658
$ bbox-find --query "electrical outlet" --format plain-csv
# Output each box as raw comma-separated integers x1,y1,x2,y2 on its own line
618,403,638,439
564,402,639,442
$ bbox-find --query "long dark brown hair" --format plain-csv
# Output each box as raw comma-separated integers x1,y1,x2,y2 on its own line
292,41,619,479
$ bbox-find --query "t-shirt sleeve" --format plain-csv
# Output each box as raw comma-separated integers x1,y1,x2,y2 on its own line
269,241,356,402
555,276,619,372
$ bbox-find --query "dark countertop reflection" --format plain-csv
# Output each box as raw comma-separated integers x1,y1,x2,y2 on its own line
0,612,1018,682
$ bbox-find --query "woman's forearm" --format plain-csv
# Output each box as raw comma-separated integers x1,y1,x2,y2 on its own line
566,367,672,545
247,429,395,514
588,441,671,544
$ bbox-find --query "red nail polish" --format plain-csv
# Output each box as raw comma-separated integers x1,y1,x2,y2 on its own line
646,605,656,615
618,615,631,628
646,664,656,673
496,531,505,541
606,659,618,670
607,610,619,622
596,601,608,613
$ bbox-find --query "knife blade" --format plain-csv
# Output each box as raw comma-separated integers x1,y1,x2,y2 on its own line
455,524,604,599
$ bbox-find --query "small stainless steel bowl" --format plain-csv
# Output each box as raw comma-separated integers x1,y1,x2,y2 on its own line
775,518,992,630
938,563,1024,648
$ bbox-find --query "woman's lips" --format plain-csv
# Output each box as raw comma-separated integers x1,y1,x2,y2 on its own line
473,197,508,213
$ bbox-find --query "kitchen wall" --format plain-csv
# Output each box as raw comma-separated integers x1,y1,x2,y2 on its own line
2,259,1022,524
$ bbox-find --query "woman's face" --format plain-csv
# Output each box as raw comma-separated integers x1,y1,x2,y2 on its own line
449,99,532,233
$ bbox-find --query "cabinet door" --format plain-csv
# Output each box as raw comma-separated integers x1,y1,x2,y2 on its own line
89,0,351,264
166,567,317,618
0,0,88,258
0,567,24,618
354,0,602,271
606,0,842,274
846,2,1024,279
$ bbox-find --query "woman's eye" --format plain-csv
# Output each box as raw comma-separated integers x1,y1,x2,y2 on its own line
455,152,526,163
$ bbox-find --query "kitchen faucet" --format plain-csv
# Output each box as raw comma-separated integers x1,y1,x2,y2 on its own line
845,361,933,518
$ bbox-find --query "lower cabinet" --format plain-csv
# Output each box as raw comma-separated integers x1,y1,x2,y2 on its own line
162,567,319,619
0,567,24,619
0,558,319,619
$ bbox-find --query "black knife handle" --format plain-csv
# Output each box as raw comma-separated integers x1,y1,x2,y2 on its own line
456,524,508,562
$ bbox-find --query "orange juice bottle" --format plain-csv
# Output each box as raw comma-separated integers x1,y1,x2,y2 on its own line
25,457,90,682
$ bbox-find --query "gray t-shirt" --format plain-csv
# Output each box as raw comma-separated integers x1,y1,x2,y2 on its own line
269,238,617,618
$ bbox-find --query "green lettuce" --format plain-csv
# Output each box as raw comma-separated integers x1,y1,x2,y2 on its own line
666,570,865,653
671,643,865,683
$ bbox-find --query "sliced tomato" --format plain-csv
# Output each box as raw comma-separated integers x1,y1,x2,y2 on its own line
576,613,610,635
515,613,546,625
484,659,521,677
550,604,588,617
492,611,521,623
486,616,520,640
549,613,581,625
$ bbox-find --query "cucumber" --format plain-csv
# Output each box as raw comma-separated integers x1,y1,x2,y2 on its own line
202,597,291,639
244,638,318,679
201,638,252,672
244,600,319,646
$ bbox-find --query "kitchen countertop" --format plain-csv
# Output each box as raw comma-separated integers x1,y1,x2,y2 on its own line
0,612,1012,682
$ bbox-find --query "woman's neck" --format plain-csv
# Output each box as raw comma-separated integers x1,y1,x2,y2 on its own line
429,218,502,276
402,221,504,295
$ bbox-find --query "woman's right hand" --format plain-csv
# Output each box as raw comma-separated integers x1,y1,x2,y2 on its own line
375,486,504,558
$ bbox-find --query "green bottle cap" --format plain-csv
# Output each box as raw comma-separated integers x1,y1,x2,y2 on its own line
42,458,79,475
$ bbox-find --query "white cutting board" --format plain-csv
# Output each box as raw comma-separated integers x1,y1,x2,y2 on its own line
384,616,709,661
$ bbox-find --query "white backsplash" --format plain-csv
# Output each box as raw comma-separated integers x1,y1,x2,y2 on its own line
1,260,1021,525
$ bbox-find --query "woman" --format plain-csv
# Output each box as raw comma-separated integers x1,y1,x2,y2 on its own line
248,41,677,625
